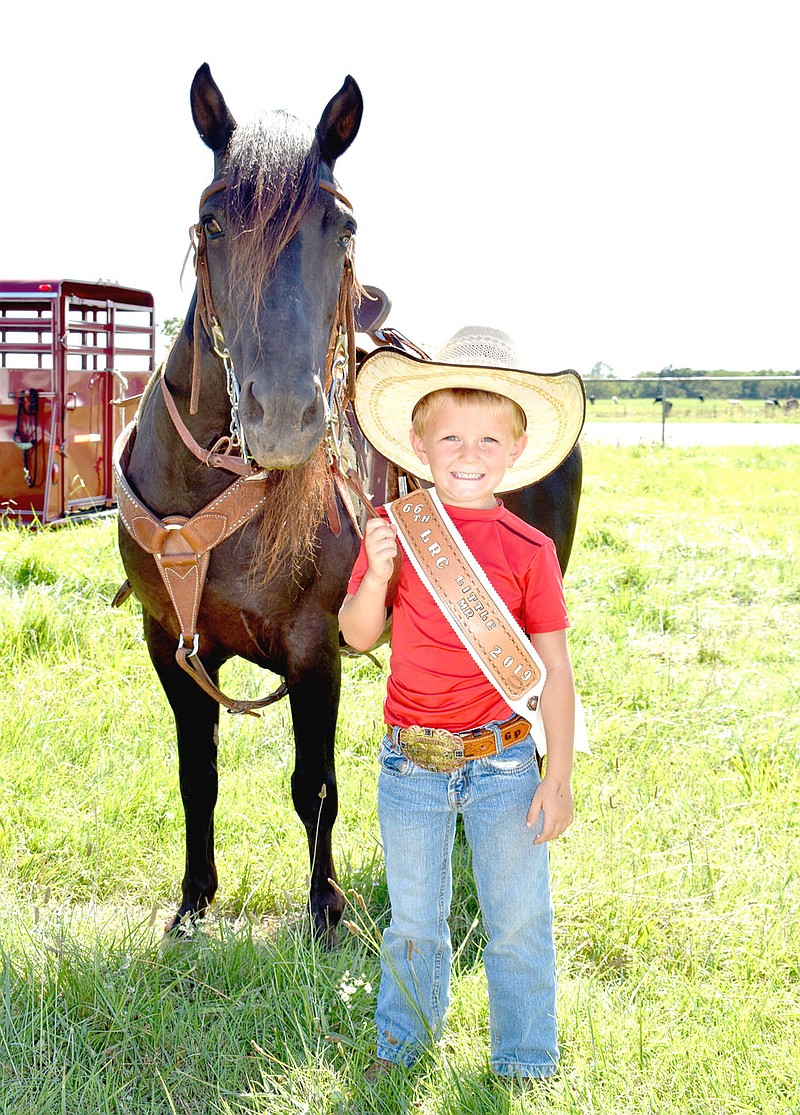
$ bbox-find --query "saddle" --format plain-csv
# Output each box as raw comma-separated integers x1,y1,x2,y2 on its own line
349,286,429,514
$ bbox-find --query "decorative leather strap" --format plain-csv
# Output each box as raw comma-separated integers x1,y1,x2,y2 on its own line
113,421,286,714
160,372,257,476
115,424,271,640
175,646,289,716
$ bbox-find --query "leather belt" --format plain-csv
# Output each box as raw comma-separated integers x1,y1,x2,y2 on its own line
392,714,531,773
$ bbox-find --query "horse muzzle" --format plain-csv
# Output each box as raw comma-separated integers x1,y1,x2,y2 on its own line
239,375,326,468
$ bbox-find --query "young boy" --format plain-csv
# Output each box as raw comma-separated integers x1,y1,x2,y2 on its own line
339,327,585,1081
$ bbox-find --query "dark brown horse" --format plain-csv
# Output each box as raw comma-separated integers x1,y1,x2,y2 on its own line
117,64,582,945
505,446,582,573
117,64,364,941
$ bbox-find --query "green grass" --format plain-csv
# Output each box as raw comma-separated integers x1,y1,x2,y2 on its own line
1,444,798,1114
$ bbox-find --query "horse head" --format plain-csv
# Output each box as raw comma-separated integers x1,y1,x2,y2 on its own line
188,63,363,469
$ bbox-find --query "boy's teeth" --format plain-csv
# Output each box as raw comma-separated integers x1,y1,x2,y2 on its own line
454,472,481,479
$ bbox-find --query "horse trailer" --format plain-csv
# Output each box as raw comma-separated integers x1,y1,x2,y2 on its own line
0,280,155,525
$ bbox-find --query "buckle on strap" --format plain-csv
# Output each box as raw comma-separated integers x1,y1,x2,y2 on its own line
397,726,466,773
178,633,200,658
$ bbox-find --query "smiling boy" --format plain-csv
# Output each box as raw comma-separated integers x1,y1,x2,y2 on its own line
339,327,585,1081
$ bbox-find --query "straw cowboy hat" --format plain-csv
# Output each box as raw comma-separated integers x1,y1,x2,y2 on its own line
354,326,586,491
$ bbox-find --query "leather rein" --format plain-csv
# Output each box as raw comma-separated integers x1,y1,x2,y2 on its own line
114,176,366,715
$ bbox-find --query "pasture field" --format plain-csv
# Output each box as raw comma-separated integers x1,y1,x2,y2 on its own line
0,443,798,1115
583,395,800,423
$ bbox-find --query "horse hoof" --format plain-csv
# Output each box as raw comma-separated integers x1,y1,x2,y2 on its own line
309,904,342,948
320,923,339,950
161,904,208,942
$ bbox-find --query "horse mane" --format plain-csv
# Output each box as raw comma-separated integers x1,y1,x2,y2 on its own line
222,111,331,584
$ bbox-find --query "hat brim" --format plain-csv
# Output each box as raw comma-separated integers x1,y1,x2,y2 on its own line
354,348,586,492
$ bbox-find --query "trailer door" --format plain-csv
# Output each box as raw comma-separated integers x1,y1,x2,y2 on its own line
61,295,115,514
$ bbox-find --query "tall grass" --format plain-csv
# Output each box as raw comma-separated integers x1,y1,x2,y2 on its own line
1,444,798,1114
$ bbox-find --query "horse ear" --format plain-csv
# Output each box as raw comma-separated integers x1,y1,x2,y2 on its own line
190,63,237,156
315,76,363,167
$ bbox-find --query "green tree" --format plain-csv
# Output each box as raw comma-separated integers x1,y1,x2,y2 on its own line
160,316,184,340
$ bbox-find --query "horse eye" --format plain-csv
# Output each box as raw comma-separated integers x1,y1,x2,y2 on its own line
203,216,224,239
337,226,355,250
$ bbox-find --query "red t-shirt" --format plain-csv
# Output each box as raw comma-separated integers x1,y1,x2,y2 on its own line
346,500,569,731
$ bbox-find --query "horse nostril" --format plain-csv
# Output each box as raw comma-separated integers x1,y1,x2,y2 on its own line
240,381,264,425
300,393,322,432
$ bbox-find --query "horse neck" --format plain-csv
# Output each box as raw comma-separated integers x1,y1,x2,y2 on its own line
132,299,240,514
169,292,234,430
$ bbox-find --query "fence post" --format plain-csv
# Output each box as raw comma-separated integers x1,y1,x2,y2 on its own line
660,365,673,446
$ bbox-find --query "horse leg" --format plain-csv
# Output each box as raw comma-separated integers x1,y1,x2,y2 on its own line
287,633,344,945
143,612,221,932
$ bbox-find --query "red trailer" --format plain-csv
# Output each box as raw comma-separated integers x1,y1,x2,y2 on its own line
0,280,155,525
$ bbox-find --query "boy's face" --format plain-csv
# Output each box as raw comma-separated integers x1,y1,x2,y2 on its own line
409,396,527,509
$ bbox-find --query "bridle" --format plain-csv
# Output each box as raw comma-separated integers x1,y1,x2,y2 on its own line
167,175,361,479
113,173,366,715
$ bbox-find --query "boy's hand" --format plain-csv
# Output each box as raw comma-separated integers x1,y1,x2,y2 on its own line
527,773,573,844
338,519,398,652
363,518,398,584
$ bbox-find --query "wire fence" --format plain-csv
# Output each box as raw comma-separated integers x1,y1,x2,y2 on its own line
581,375,800,445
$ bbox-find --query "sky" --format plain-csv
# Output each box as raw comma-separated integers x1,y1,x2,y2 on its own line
3,0,798,377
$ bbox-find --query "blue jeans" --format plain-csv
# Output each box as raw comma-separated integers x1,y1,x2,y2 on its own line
375,724,559,1078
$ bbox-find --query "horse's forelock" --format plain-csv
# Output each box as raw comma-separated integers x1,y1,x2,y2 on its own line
222,111,321,316
216,113,331,577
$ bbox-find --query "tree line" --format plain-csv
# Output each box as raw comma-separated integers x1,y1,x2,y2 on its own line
583,368,800,401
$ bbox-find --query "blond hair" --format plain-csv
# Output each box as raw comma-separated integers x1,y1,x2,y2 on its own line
411,387,527,440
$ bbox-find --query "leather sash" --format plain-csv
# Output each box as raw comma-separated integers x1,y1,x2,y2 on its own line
386,488,589,756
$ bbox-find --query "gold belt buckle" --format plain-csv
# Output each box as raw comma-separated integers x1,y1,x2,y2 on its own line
397,726,466,772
